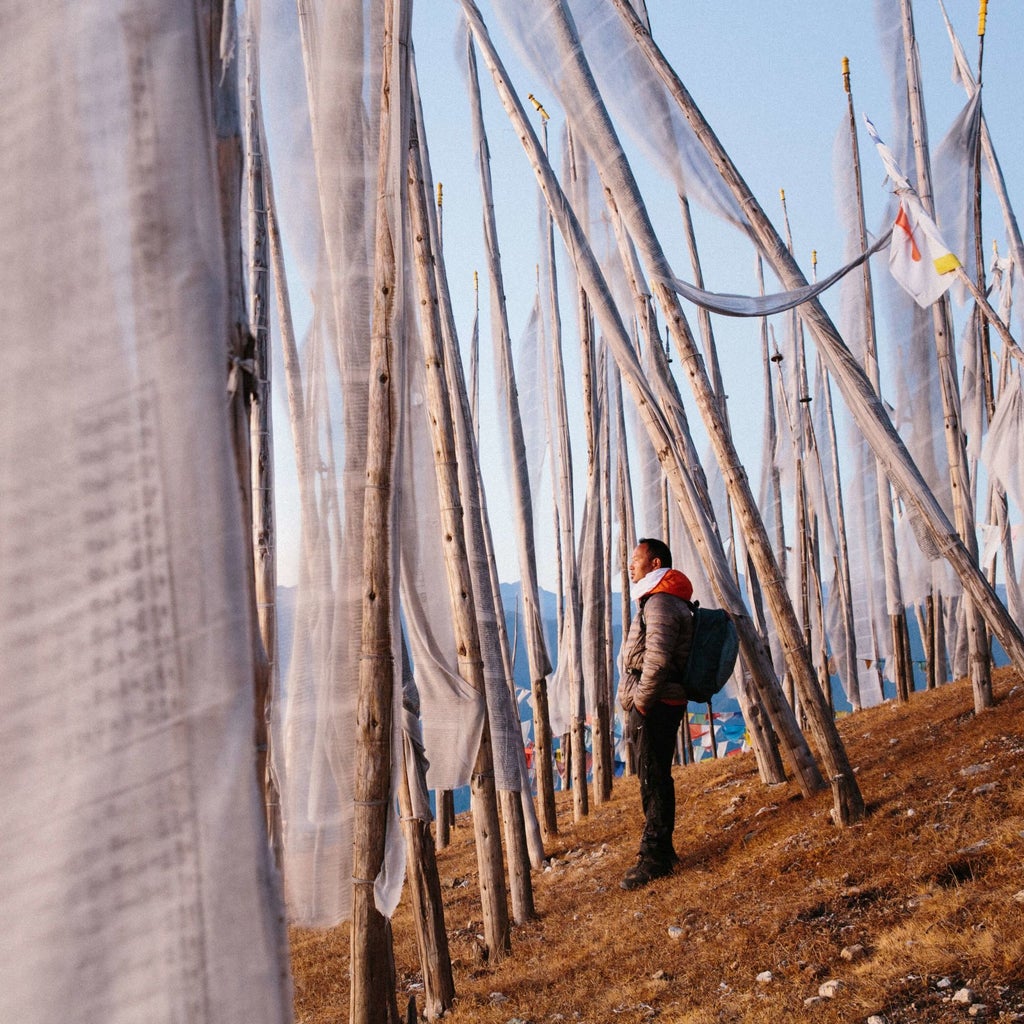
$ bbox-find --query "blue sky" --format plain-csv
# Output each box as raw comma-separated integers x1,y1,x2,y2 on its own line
268,1,1024,590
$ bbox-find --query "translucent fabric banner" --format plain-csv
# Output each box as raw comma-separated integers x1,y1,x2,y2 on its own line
0,4,291,1022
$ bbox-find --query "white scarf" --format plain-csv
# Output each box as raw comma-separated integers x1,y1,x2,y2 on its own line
630,567,669,606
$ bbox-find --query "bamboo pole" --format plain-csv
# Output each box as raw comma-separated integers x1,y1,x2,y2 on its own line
609,0,1024,689
459,0,825,802
464,41,558,841
351,2,408,1020
406,103,512,960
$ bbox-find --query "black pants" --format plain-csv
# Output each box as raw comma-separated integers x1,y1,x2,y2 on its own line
631,703,685,866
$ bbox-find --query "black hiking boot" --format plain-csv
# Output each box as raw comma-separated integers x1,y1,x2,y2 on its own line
620,857,671,891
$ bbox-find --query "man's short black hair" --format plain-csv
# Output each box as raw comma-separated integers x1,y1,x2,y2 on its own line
638,537,672,568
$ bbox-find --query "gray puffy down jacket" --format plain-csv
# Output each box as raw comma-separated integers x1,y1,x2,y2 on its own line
618,592,694,713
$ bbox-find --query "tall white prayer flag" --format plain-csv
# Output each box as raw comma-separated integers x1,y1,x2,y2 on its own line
863,115,962,308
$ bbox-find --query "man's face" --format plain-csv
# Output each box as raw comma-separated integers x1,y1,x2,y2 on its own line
629,543,659,583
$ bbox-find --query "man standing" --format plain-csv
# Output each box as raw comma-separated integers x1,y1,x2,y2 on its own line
618,537,694,890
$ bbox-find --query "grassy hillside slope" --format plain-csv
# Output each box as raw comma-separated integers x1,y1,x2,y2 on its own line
292,667,1024,1023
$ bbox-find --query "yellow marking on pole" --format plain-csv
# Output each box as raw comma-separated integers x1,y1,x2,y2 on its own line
527,93,550,122
978,0,988,37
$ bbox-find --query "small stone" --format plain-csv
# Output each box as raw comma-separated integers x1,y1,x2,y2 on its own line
1012,890,1024,903
488,991,507,1003
972,783,997,795
968,1005,989,1018
667,926,683,940
936,977,953,989
960,763,990,777
652,969,671,982
756,971,774,984
867,1016,887,1024
953,987,975,1004
840,944,865,962
819,979,844,998
804,996,824,1007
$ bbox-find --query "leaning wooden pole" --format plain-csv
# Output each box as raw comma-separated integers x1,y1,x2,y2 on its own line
609,0,1024,685
534,0,863,820
406,110,512,961
351,1,408,1020
459,0,826,802
464,39,558,841
244,1,283,855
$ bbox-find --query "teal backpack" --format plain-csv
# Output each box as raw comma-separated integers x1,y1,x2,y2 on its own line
682,602,740,704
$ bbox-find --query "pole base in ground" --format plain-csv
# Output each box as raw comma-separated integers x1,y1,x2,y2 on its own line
830,773,866,826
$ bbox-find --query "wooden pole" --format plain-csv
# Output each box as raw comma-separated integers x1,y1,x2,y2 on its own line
898,0,992,711
243,0,284,859
464,40,558,841
406,106,512,961
841,57,915,703
397,637,455,1019
612,365,638,778
567,136,613,806
599,347,618,798
408,62,542,904
200,0,286,859
351,1,409,1020
537,117,589,823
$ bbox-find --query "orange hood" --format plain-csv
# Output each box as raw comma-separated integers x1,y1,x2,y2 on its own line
647,568,693,603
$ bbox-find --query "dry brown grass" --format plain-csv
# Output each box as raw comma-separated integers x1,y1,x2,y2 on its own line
291,667,1024,1023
